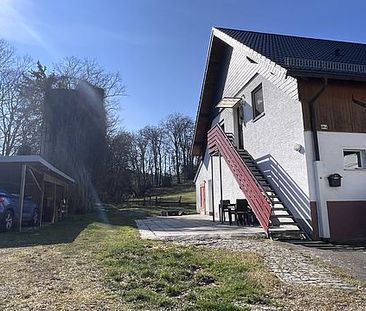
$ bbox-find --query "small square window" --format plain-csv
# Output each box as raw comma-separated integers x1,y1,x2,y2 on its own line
343,150,365,169
252,84,264,119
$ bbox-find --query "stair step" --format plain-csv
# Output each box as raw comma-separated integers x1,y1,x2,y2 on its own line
270,224,301,231
273,217,295,225
246,163,257,166
272,210,290,216
271,200,283,205
275,214,294,221
269,231,307,241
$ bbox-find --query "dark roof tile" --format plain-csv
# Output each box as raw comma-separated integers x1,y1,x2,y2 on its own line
217,27,366,76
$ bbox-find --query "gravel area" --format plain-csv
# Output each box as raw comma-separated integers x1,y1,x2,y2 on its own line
178,239,352,288
176,237,366,311
0,245,123,311
291,242,366,282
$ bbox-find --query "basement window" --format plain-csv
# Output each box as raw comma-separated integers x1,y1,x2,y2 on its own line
343,150,365,169
252,84,264,120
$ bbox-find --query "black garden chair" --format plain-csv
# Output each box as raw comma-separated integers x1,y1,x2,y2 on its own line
219,200,232,223
229,199,251,226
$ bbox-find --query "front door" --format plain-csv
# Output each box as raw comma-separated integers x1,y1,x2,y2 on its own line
199,183,206,214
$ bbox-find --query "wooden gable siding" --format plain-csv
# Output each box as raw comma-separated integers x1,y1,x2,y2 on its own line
299,78,366,132
214,29,299,101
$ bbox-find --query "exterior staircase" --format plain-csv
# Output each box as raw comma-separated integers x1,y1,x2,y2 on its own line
237,149,307,240
207,125,307,240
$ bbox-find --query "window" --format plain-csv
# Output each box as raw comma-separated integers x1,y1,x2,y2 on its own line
343,150,365,169
252,84,264,119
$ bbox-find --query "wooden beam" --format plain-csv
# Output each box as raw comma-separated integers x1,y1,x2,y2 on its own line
43,173,67,186
28,167,42,192
18,164,26,232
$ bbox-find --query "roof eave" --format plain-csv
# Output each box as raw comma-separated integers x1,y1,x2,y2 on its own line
192,29,216,156
287,69,366,82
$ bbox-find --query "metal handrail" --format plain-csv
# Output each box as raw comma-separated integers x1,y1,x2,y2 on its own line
207,124,272,234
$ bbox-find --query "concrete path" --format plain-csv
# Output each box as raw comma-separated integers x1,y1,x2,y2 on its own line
135,214,265,240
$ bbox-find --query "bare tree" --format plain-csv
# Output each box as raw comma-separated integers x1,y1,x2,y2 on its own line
102,131,133,202
144,125,164,186
53,57,126,136
164,113,183,183
0,50,33,155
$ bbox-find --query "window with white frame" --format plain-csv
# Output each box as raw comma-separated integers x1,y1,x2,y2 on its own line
343,149,366,169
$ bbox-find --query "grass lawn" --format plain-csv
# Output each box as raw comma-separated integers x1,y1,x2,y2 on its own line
0,206,275,311
101,209,273,310
121,182,197,215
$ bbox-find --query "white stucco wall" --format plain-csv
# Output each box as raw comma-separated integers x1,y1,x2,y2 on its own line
306,131,366,201
319,132,366,200
239,75,312,233
195,147,244,220
304,131,366,238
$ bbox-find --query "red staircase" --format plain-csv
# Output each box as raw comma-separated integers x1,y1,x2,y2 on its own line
207,125,306,239
207,125,272,235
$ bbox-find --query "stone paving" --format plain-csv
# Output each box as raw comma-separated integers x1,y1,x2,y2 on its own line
135,214,265,240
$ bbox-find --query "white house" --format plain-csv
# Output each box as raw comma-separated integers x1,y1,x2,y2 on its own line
193,27,366,242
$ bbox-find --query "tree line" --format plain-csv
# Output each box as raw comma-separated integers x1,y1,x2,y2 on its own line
0,38,197,207
102,113,196,202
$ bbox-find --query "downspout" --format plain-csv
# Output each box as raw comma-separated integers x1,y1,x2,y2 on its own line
308,78,328,161
307,78,329,239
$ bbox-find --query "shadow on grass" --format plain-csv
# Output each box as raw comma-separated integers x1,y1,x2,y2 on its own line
144,183,195,197
0,206,149,249
119,203,197,216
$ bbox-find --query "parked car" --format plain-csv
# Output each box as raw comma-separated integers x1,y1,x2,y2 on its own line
0,189,39,232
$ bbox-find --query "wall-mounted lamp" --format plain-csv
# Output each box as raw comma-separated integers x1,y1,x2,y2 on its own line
293,143,304,153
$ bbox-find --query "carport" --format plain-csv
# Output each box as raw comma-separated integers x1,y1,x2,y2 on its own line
0,155,75,232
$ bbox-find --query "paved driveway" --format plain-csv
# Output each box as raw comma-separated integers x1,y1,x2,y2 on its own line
135,214,265,240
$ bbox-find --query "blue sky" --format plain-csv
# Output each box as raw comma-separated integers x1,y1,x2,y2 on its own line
1,0,366,130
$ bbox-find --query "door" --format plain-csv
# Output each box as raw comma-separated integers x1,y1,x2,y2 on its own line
236,106,244,149
199,183,206,214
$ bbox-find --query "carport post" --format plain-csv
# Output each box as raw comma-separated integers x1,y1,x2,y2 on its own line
52,183,57,224
39,179,45,228
18,164,27,232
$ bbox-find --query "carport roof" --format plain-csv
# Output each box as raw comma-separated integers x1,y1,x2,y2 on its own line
0,155,75,183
